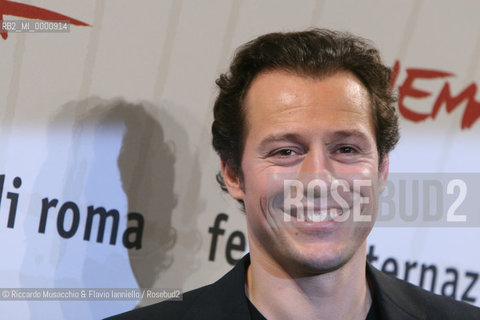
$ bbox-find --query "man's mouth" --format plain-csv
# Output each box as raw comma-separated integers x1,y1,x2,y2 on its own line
282,206,348,222
268,193,355,224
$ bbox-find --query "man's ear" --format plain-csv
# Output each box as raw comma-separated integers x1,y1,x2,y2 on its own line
221,161,245,201
378,154,390,192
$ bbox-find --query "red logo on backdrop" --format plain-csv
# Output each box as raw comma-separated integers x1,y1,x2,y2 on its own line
0,0,89,39
392,60,480,129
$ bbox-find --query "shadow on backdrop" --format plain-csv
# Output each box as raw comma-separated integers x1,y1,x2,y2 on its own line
86,97,204,306
20,97,203,319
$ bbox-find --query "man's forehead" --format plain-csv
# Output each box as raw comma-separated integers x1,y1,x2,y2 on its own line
242,69,373,125
245,69,369,103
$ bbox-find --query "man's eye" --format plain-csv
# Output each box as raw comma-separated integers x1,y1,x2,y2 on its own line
337,146,357,153
273,149,298,157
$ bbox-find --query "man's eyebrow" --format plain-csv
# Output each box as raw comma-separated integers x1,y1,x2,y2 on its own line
327,130,370,141
259,130,369,146
258,133,304,149
257,130,372,152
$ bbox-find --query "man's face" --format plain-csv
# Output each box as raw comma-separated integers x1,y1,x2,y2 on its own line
223,70,388,275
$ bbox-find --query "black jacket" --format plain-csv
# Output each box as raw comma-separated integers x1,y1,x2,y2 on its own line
107,254,480,319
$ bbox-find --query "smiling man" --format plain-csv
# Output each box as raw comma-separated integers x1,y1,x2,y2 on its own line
109,29,480,319
223,70,382,320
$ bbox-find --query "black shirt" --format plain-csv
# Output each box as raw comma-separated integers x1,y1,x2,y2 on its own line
246,295,379,320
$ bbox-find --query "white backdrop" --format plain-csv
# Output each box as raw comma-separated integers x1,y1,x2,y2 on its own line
0,1,479,319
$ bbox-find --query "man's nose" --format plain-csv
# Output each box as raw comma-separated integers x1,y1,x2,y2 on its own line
299,146,332,176
297,147,333,199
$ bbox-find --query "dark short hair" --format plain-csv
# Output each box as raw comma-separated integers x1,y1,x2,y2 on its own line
211,28,399,196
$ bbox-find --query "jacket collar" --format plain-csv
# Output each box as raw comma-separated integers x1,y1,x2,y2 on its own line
182,254,252,320
367,263,423,319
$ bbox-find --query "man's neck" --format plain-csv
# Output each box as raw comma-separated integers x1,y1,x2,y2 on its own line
246,242,371,320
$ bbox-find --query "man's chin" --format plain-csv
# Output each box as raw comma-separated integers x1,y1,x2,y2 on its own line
275,243,352,276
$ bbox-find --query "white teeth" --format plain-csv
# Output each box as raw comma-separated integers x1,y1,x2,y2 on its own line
308,209,343,222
